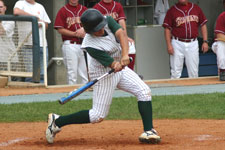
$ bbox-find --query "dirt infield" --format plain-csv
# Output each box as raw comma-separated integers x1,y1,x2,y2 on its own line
1,77,225,149
1,120,225,150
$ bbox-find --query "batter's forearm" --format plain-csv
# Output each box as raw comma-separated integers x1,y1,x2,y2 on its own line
201,24,208,41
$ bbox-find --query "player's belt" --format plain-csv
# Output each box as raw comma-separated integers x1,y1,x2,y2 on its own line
173,37,197,43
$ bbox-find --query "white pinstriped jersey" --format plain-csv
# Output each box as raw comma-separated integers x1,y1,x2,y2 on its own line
81,24,121,75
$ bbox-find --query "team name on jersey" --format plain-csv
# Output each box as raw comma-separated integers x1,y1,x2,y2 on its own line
176,15,199,27
66,17,81,28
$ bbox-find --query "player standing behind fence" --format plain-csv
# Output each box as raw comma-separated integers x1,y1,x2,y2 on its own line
46,9,161,145
163,0,209,79
54,0,88,85
13,0,51,83
0,0,18,71
93,0,137,71
212,1,225,81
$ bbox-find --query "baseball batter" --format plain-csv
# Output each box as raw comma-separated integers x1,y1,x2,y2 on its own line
54,0,88,84
163,0,209,79
212,10,225,81
46,9,161,144
93,0,136,70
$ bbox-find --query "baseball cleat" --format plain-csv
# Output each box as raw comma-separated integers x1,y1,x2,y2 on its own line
139,129,161,144
46,113,61,144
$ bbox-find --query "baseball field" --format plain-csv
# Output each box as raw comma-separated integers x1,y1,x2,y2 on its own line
0,77,225,150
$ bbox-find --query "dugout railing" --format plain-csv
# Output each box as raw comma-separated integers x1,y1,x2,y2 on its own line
0,15,43,84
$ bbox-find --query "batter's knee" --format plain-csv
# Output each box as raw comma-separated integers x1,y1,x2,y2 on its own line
89,109,107,123
137,87,152,102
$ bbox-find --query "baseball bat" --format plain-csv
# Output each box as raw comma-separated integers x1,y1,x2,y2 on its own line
59,69,115,104
59,57,133,104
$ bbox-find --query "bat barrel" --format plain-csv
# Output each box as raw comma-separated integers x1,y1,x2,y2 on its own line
58,80,97,104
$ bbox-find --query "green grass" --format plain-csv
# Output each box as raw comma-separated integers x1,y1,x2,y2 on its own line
0,92,225,122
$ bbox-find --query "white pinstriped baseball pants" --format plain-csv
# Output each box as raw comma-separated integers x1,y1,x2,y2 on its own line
170,39,199,78
89,67,151,123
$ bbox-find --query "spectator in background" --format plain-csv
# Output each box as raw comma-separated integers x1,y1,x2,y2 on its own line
163,0,208,79
211,0,225,81
154,0,169,25
0,0,18,72
13,0,51,83
93,0,137,72
54,0,88,85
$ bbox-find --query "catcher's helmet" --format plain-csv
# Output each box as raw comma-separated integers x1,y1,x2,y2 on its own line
81,9,107,34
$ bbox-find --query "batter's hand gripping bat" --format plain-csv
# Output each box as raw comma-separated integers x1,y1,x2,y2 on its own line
59,58,133,104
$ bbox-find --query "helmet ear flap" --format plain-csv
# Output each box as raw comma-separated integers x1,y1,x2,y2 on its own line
81,9,107,34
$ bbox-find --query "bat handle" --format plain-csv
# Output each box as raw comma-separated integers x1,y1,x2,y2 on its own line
108,69,115,74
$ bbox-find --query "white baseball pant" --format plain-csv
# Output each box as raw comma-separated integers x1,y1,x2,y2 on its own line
62,41,88,84
88,67,151,123
170,39,199,78
212,41,225,69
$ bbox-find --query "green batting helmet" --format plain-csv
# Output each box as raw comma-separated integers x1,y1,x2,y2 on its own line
81,9,107,34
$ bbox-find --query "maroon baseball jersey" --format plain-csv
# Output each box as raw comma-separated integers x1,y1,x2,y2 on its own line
163,2,207,39
93,0,126,22
54,3,87,43
215,12,225,35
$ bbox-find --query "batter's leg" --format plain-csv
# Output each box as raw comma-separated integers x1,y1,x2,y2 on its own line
117,67,152,130
49,71,120,130
117,67,161,144
89,72,121,123
46,72,119,144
